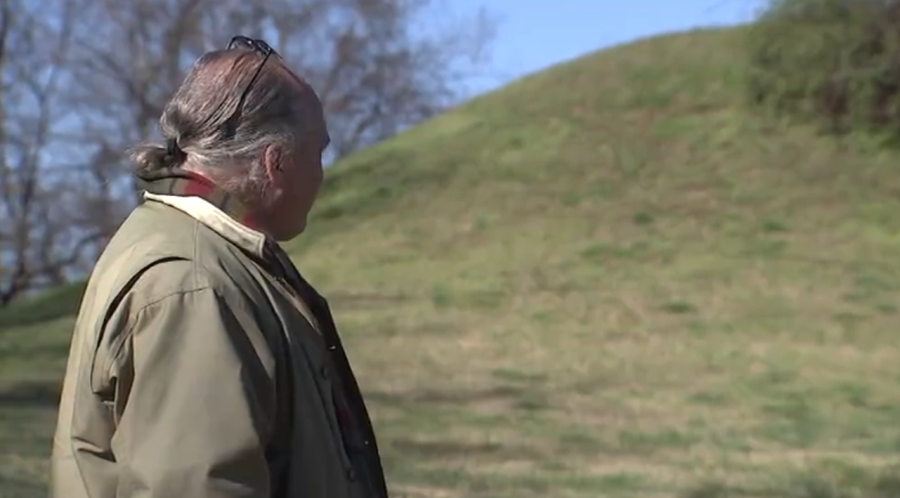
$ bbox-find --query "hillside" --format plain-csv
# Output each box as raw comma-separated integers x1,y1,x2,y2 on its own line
3,27,900,497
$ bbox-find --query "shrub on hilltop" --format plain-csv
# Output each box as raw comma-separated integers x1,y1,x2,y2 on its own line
746,0,900,141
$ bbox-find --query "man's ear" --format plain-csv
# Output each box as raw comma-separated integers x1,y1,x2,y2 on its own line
261,143,284,182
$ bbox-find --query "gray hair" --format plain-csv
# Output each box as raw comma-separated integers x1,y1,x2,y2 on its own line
129,49,306,204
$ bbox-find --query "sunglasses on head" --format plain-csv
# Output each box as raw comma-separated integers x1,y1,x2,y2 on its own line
221,35,281,138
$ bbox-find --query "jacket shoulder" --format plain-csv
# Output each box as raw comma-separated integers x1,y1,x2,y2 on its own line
78,202,270,338
75,203,277,394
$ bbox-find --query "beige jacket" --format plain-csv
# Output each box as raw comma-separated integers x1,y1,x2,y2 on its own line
49,194,387,498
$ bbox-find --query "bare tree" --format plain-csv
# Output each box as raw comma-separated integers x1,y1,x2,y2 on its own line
0,0,495,306
0,0,104,305
66,0,496,155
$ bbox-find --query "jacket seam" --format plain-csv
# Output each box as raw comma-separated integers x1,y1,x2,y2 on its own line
103,286,212,380
70,285,210,498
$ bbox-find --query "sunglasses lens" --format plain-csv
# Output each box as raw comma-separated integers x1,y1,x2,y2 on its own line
228,36,280,60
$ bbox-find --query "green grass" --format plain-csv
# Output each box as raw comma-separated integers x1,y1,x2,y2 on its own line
4,27,900,497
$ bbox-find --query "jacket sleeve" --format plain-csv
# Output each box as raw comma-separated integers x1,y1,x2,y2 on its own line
108,285,277,498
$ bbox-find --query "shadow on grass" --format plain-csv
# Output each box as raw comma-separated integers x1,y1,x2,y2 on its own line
326,291,411,309
0,282,85,330
365,384,557,483
366,383,553,415
366,384,533,407
0,380,61,408
683,467,900,498
387,438,544,463
0,474,46,498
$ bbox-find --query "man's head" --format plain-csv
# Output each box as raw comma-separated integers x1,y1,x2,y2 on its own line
129,37,329,241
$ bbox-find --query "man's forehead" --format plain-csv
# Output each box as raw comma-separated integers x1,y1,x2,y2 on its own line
278,63,314,96
271,62,329,146
276,65,321,109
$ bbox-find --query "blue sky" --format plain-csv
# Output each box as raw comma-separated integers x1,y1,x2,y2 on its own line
457,0,764,94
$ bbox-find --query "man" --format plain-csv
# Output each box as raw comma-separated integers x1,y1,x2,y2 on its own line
49,36,388,498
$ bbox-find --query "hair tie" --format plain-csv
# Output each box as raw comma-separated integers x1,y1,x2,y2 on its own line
166,137,179,155
166,137,186,161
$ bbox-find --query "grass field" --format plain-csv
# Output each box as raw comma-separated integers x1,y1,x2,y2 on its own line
3,27,900,497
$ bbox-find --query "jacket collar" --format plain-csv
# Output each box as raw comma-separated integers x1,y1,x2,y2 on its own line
143,192,268,258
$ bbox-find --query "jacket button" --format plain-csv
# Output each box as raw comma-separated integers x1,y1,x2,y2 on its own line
347,467,357,481
320,366,329,380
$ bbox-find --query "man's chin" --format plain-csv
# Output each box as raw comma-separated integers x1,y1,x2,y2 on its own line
273,220,307,242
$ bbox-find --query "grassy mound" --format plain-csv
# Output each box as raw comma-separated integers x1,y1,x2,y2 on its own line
3,27,900,497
